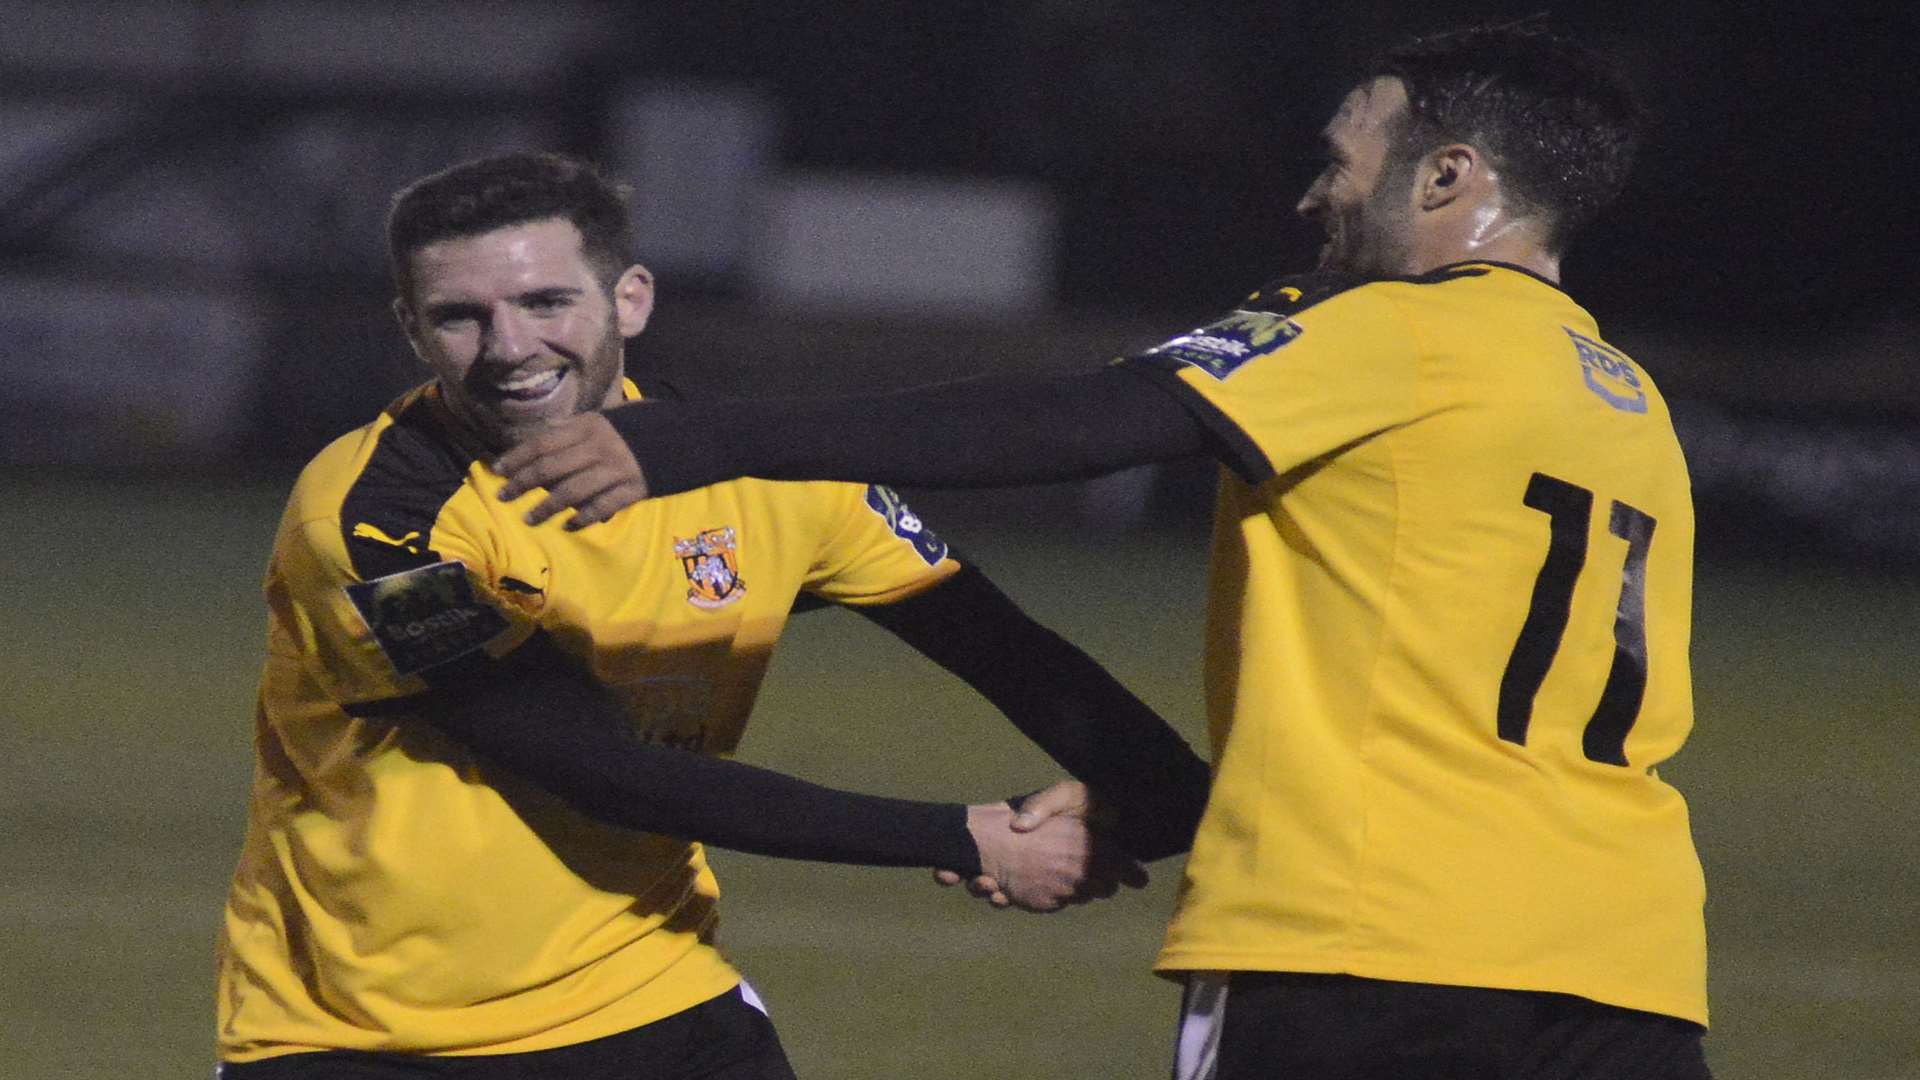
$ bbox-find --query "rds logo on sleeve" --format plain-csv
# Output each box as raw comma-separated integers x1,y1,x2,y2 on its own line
1564,328,1648,414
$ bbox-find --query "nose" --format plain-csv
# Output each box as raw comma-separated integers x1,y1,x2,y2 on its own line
1296,175,1327,221
482,303,537,362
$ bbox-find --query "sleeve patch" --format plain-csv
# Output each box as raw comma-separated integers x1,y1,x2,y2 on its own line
1139,309,1304,381
864,485,949,566
344,560,511,677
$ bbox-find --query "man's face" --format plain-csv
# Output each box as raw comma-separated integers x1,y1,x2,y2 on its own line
1296,76,1416,277
398,217,649,451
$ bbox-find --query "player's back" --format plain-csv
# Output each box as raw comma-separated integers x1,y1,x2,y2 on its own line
1374,265,1696,779
1155,264,1705,1025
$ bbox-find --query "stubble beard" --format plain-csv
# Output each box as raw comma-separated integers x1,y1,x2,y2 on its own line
456,324,627,453
568,323,627,423
1326,189,1415,279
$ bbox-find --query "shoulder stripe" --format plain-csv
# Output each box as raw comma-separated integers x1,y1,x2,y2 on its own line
338,395,478,583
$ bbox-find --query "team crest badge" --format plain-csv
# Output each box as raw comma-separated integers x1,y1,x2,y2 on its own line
674,527,747,609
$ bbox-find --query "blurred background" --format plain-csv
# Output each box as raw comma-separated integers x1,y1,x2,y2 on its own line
2,1,1916,1077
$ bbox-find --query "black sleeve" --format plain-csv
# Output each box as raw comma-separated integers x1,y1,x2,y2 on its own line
387,634,984,875
853,565,1211,861
604,364,1214,497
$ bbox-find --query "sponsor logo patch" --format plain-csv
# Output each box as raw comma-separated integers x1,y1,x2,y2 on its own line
1565,328,1648,414
865,485,948,566
344,560,511,677
675,527,747,609
1144,309,1303,381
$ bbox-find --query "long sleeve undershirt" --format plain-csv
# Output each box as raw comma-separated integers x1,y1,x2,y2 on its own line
605,364,1217,496
400,564,1209,876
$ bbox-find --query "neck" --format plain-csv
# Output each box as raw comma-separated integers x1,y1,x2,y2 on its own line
1408,238,1561,282
1447,244,1561,282
1408,204,1560,281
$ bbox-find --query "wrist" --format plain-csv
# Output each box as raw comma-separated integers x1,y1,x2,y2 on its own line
603,401,700,496
964,802,1011,876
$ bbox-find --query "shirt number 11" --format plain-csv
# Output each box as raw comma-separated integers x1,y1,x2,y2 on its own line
1496,472,1657,766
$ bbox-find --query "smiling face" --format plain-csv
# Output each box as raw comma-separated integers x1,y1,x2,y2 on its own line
1296,76,1418,277
397,217,652,451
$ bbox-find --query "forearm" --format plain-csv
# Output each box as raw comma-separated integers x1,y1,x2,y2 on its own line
413,638,982,874
605,364,1211,496
959,634,1211,861
859,568,1211,860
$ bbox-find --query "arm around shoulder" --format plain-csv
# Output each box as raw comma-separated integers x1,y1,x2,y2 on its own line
601,364,1212,496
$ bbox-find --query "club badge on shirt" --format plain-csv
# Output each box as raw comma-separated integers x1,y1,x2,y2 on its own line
344,560,511,677
675,527,747,609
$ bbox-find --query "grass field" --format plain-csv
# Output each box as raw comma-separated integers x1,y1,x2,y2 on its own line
3,476,1915,1078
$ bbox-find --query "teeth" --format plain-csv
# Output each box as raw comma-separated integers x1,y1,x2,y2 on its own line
497,369,561,393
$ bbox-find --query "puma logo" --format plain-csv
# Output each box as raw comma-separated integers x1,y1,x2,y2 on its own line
352,523,423,554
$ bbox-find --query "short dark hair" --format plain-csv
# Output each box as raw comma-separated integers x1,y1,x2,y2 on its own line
1369,20,1643,251
387,152,635,299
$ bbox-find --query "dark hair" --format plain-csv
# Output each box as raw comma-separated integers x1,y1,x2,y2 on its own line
387,152,634,298
1369,20,1643,251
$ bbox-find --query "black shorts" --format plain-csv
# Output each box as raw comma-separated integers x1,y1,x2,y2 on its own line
1183,972,1711,1080
218,986,796,1080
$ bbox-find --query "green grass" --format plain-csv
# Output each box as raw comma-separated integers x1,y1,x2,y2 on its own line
3,478,1915,1078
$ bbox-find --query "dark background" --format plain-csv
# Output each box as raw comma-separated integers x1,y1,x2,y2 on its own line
643,1,1918,324
5,0,1916,560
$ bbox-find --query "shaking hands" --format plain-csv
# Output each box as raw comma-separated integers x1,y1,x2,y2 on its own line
954,781,1150,913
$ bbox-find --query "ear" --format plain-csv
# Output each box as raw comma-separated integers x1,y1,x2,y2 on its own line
392,296,428,362
1417,144,1482,212
613,264,656,338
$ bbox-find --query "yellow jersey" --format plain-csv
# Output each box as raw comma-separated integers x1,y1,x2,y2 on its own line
216,379,958,1061
1127,263,1706,1024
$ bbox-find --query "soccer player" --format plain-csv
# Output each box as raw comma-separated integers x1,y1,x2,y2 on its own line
495,23,1713,1080
214,152,1210,1079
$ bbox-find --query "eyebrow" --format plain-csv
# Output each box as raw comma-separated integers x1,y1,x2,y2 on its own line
419,287,584,320
420,300,488,322
517,286,584,303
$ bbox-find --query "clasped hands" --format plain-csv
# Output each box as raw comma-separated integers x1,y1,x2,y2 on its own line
954,780,1149,913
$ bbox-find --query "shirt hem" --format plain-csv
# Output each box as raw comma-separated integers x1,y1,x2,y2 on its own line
217,969,743,1063
1151,949,1706,1028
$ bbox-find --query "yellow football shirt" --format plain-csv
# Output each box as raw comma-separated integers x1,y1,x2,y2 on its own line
1127,263,1706,1025
216,379,959,1061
